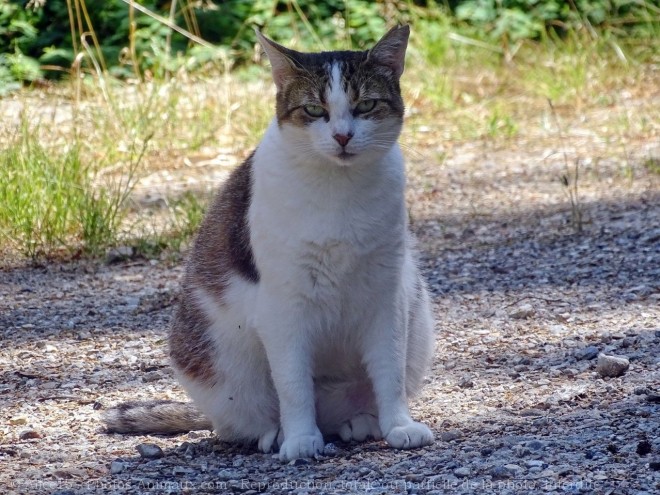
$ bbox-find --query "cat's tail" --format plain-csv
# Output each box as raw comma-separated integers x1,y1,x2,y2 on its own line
101,400,212,435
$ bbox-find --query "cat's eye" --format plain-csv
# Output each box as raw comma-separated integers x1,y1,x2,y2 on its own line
303,104,326,117
355,99,377,114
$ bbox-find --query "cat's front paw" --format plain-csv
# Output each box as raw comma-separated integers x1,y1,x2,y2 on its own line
385,422,434,449
278,430,324,461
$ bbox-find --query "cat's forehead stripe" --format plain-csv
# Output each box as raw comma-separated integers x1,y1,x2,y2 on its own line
326,62,350,116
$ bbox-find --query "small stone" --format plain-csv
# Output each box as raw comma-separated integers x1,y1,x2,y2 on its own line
532,417,551,427
525,460,544,468
490,466,512,479
173,466,195,475
9,416,28,425
503,464,525,476
18,429,41,440
646,394,660,403
519,408,544,417
453,467,470,478
110,461,125,474
106,246,134,264
57,467,86,478
510,304,535,319
458,376,474,388
596,353,630,378
136,443,163,459
637,440,652,456
440,429,462,442
575,345,599,360
322,443,338,457
405,473,425,482
513,444,531,457
141,371,162,383
526,440,546,451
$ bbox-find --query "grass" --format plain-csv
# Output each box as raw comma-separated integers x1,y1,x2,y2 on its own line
0,5,658,262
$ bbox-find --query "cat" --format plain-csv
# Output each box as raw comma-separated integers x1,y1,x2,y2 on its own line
103,25,435,461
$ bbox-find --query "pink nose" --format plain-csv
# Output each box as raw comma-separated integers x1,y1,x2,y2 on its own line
333,133,353,147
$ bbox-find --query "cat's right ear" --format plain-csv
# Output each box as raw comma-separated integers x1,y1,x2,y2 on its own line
255,29,298,90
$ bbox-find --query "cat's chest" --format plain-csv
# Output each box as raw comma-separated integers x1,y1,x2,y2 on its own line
251,200,401,299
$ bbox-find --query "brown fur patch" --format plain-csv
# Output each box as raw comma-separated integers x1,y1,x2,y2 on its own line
169,295,217,383
169,155,258,383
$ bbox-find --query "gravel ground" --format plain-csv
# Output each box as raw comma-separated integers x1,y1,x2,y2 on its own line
1,129,659,494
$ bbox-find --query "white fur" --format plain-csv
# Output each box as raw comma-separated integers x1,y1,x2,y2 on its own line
252,119,434,460
176,65,435,461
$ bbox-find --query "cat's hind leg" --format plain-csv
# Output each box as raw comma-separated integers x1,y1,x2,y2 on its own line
316,379,381,443
171,284,281,452
338,413,382,442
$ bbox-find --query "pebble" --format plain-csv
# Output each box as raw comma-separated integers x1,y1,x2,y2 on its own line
322,443,338,457
490,465,513,479
575,345,599,360
526,440,546,451
503,463,525,475
106,246,134,264
596,353,630,377
453,467,470,478
110,460,125,474
405,473,425,482
136,443,164,459
458,376,474,388
9,416,28,425
510,304,535,319
18,429,41,440
513,444,531,457
440,429,462,442
141,371,163,383
636,440,652,456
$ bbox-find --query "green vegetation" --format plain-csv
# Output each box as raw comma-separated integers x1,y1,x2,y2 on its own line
2,1,657,88
0,1,658,262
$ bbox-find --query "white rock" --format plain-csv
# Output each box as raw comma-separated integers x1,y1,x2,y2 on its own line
110,461,125,474
596,353,630,378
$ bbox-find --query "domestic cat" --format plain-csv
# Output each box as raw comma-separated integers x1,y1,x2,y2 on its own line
103,25,435,461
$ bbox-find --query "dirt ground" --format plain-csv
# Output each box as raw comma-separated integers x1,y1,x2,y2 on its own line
1,97,659,494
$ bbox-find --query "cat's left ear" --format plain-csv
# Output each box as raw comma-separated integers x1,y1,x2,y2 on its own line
368,25,410,79
255,29,299,90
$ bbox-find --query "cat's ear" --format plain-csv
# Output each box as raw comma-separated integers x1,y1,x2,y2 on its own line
368,25,410,78
255,29,299,90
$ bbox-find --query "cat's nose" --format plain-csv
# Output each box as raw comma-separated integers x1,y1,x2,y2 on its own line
333,132,353,147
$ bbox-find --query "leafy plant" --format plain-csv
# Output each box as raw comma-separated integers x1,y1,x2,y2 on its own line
455,0,659,41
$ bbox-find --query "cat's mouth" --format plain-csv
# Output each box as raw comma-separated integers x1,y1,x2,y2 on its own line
337,151,356,160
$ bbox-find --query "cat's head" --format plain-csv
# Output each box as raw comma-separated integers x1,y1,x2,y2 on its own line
256,26,409,167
